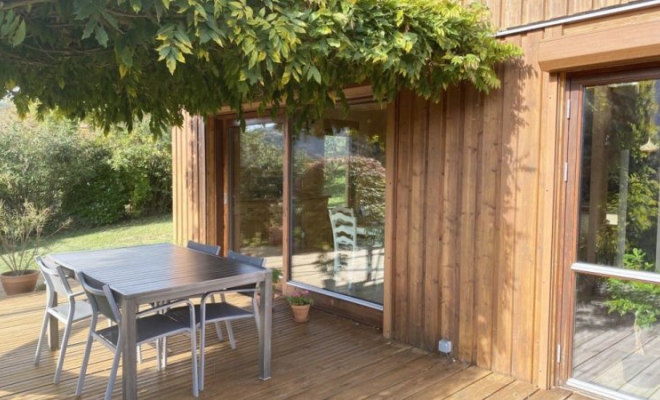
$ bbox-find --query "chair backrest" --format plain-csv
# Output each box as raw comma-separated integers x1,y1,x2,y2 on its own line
328,207,357,250
77,272,121,323
36,256,73,298
228,250,266,268
187,240,221,256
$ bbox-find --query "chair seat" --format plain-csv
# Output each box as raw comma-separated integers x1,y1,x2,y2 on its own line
95,314,190,347
48,301,94,322
166,302,253,325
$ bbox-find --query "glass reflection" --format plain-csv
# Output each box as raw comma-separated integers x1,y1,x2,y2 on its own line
231,122,284,269
291,103,386,304
578,80,660,272
573,274,660,398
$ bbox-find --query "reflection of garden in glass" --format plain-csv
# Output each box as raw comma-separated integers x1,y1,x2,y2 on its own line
232,122,284,268
291,104,387,305
574,80,660,398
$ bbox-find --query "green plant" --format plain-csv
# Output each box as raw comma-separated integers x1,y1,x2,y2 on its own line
0,202,68,275
1,0,520,133
605,248,660,354
0,106,172,227
272,268,282,285
286,290,314,306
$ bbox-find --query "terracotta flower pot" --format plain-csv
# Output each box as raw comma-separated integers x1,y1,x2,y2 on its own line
1,270,39,296
291,304,310,323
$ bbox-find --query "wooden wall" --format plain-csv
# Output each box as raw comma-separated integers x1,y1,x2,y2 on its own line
384,28,565,387
172,114,222,247
468,0,635,28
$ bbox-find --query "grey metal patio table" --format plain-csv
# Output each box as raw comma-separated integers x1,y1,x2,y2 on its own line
47,243,273,400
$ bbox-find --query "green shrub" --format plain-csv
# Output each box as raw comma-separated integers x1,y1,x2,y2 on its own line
0,106,171,227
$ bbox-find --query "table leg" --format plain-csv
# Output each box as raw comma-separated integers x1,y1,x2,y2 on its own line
48,292,59,350
120,298,138,400
258,273,272,380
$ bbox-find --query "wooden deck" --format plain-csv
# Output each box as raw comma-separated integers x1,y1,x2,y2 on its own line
0,290,587,400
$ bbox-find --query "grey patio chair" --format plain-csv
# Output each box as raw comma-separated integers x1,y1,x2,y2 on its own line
157,240,225,371
227,250,266,333
75,272,199,400
186,240,221,256
165,250,262,391
34,256,93,384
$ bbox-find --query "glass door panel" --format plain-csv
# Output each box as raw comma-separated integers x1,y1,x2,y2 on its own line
290,102,387,305
571,79,660,399
230,119,284,269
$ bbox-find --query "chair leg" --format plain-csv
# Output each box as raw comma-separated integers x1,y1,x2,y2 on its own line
76,320,96,397
225,320,236,350
253,296,261,337
156,339,162,372
210,296,223,341
214,321,224,341
34,311,49,366
161,337,168,369
105,338,122,400
191,330,199,397
137,344,143,363
54,315,74,384
199,322,206,392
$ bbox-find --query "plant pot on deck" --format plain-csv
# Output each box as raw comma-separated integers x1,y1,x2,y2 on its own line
291,304,310,323
1,270,39,296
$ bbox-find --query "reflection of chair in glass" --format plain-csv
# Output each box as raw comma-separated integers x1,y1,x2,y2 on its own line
328,207,357,288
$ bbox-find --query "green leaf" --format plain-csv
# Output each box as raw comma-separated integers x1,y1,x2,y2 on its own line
82,20,96,40
95,25,109,47
11,20,25,47
308,65,321,84
165,56,177,74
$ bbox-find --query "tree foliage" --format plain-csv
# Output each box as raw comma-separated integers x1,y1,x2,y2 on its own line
0,0,520,133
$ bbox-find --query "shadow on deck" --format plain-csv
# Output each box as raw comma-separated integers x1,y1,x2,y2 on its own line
0,291,587,399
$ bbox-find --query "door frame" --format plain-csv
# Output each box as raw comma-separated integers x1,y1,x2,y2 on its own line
556,66,660,392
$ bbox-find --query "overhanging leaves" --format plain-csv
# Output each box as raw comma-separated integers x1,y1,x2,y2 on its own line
0,0,521,133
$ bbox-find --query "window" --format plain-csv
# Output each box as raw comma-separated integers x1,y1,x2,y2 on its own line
290,102,387,305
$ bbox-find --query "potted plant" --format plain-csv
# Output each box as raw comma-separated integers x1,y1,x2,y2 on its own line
286,290,314,322
272,268,283,292
255,268,283,308
0,202,51,295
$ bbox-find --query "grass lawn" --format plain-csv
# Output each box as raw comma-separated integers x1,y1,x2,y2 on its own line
0,214,172,273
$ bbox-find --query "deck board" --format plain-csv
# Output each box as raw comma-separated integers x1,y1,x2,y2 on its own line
0,291,587,399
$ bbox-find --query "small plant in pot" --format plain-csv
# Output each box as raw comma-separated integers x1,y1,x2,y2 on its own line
0,202,66,295
255,269,283,309
286,290,314,323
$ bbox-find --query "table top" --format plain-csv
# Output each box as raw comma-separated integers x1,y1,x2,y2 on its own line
48,243,268,301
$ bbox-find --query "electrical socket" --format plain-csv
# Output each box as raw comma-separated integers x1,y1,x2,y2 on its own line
438,339,452,355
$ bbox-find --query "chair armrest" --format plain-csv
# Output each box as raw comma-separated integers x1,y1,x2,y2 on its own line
201,288,259,304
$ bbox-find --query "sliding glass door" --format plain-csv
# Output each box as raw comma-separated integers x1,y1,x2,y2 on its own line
567,75,660,399
289,102,387,305
227,99,388,307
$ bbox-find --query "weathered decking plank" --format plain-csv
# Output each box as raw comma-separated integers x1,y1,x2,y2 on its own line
0,291,588,400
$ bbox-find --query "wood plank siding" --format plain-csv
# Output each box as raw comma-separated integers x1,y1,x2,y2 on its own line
172,114,222,248
386,29,560,385
171,1,660,390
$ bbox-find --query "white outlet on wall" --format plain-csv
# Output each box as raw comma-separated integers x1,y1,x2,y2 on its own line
438,339,452,354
